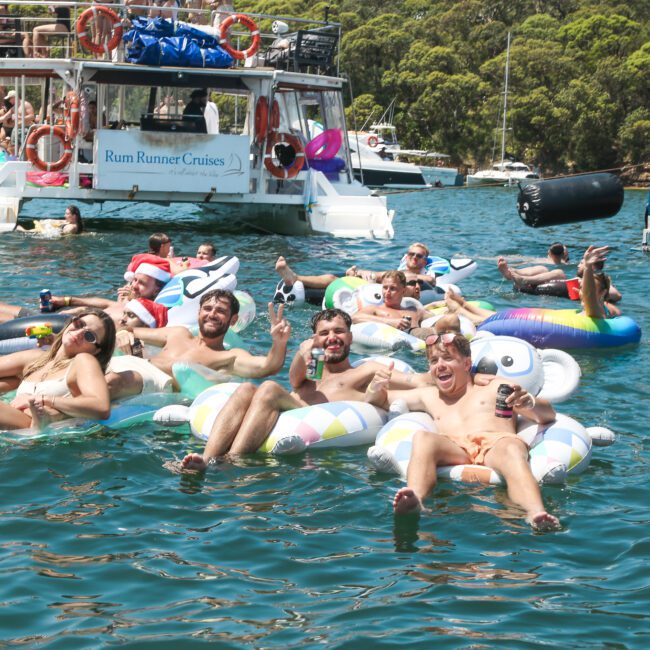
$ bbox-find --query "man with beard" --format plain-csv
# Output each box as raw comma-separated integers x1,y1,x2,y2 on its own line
108,289,290,397
181,308,416,467
352,270,433,338
372,333,560,531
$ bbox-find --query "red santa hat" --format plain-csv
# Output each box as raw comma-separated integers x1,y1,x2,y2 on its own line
125,298,168,328
124,253,171,283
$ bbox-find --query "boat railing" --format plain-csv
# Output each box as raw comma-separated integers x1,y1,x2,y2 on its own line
0,1,340,75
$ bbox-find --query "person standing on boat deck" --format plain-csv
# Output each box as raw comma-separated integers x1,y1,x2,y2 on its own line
182,89,208,133
0,89,35,140
22,3,70,58
370,333,560,531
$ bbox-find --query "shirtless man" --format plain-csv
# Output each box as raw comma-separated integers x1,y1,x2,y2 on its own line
373,333,560,531
274,242,436,294
181,308,422,467
352,270,432,338
113,288,289,393
196,241,216,262
0,255,170,325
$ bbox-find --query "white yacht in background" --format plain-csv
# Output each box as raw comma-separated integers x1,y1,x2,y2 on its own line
347,132,428,189
466,33,539,187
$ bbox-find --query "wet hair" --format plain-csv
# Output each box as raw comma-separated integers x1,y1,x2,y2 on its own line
426,332,471,360
549,242,567,257
409,242,429,257
66,204,83,234
311,308,352,332
148,232,170,254
198,241,216,256
199,288,240,315
23,308,116,378
382,270,407,286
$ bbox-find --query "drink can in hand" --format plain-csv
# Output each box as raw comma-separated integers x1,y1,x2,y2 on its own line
39,289,53,313
306,347,325,380
495,383,514,418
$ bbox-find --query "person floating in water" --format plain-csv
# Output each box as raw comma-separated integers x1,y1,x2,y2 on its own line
370,333,560,531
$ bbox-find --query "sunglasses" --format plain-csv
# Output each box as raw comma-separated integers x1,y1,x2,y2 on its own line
71,317,101,347
425,332,457,346
406,280,422,287
406,251,426,260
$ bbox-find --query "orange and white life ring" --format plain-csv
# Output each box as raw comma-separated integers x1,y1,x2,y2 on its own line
264,132,305,179
367,135,379,148
25,125,73,173
219,14,260,61
254,96,268,144
63,91,80,140
76,6,123,56
270,99,280,130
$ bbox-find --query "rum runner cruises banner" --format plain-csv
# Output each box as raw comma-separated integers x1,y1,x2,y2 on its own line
95,131,249,193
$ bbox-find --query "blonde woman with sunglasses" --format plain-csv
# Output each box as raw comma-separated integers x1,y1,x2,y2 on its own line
0,309,116,431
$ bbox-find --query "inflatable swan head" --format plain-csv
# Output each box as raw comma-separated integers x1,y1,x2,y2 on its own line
470,334,581,403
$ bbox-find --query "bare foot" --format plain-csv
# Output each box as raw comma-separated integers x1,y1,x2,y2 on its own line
393,487,423,515
275,256,298,286
28,398,51,433
181,453,208,472
497,257,515,281
528,511,561,532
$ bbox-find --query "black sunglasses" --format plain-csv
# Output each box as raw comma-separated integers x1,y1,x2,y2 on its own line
406,251,426,260
71,317,101,347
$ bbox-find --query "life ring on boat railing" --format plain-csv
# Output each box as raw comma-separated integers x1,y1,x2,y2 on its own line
63,91,80,140
264,132,305,179
219,14,261,61
25,125,73,173
367,135,379,148
270,99,280,130
76,6,124,56
254,96,268,144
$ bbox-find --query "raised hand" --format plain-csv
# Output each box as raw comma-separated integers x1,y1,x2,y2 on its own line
366,361,394,397
268,302,291,344
582,245,609,267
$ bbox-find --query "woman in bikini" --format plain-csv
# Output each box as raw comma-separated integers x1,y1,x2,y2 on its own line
0,308,115,431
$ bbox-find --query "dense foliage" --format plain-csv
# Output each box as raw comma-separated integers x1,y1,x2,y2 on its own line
244,0,649,174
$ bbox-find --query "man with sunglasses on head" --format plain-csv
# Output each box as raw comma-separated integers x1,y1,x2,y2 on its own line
352,270,434,339
180,308,423,469
368,333,560,531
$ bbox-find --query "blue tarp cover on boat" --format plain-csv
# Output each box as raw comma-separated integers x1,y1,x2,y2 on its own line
124,17,234,68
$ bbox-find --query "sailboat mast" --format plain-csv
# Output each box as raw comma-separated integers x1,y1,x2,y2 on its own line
500,32,511,166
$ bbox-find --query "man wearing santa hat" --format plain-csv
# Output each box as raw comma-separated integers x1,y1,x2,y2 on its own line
47,254,172,323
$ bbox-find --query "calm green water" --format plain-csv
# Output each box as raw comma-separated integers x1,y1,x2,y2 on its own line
0,188,648,648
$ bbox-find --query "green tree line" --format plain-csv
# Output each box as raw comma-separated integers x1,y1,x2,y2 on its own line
244,0,649,174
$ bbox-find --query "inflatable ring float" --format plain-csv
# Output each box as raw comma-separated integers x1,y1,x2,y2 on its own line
477,308,642,349
219,14,261,61
63,91,80,140
367,135,379,148
305,128,343,161
264,132,305,179
154,382,388,454
368,411,608,486
0,314,69,355
25,125,73,172
76,5,123,56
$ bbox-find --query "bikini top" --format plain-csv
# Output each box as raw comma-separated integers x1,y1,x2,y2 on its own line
16,366,72,398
